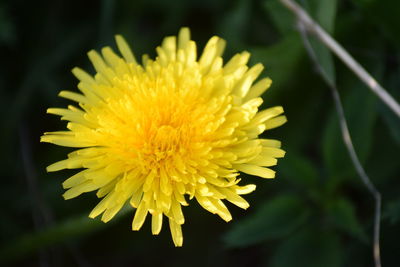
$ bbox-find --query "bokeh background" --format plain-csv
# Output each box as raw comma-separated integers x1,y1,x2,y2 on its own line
1,0,399,266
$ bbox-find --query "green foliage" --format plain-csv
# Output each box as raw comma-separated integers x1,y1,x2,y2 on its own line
0,215,105,262
224,195,310,248
381,102,400,145
0,206,130,263
380,66,400,144
304,0,337,85
251,33,303,89
263,0,294,35
384,198,400,224
1,0,399,266
328,197,367,242
352,0,400,47
0,3,15,46
218,0,251,47
278,151,318,189
322,81,378,179
270,228,343,267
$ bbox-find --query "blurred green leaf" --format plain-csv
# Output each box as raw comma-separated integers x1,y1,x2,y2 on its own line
308,39,336,86
0,207,129,263
250,33,303,88
224,195,309,248
0,3,15,46
278,150,318,188
329,197,368,242
218,0,250,48
0,216,101,262
2,26,91,139
304,0,337,86
380,102,400,145
379,67,400,144
1,0,399,265
263,0,294,35
351,0,400,47
365,135,400,186
308,0,337,32
270,228,343,267
322,82,378,179
384,198,400,224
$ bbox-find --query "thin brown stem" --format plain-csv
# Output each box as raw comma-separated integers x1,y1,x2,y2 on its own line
280,0,400,119
291,11,382,267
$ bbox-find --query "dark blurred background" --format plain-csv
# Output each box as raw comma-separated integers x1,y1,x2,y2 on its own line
1,0,399,266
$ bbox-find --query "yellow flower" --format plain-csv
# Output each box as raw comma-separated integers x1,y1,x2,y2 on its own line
41,28,286,247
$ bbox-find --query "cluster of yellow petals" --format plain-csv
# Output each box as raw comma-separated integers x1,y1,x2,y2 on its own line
41,28,286,247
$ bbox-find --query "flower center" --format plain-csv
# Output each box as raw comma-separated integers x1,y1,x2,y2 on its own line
143,124,188,162
94,61,229,173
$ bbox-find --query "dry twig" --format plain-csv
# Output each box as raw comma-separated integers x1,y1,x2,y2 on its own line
280,0,400,119
278,1,384,266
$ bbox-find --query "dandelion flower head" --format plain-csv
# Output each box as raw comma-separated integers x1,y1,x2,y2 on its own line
41,28,287,247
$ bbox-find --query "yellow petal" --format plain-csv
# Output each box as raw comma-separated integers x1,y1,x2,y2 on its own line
101,202,124,222
59,90,88,104
244,77,272,101
264,115,287,130
169,218,183,247
178,27,190,50
233,184,256,195
234,164,276,179
115,34,137,64
261,147,286,158
171,200,185,225
218,187,250,209
132,201,148,231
